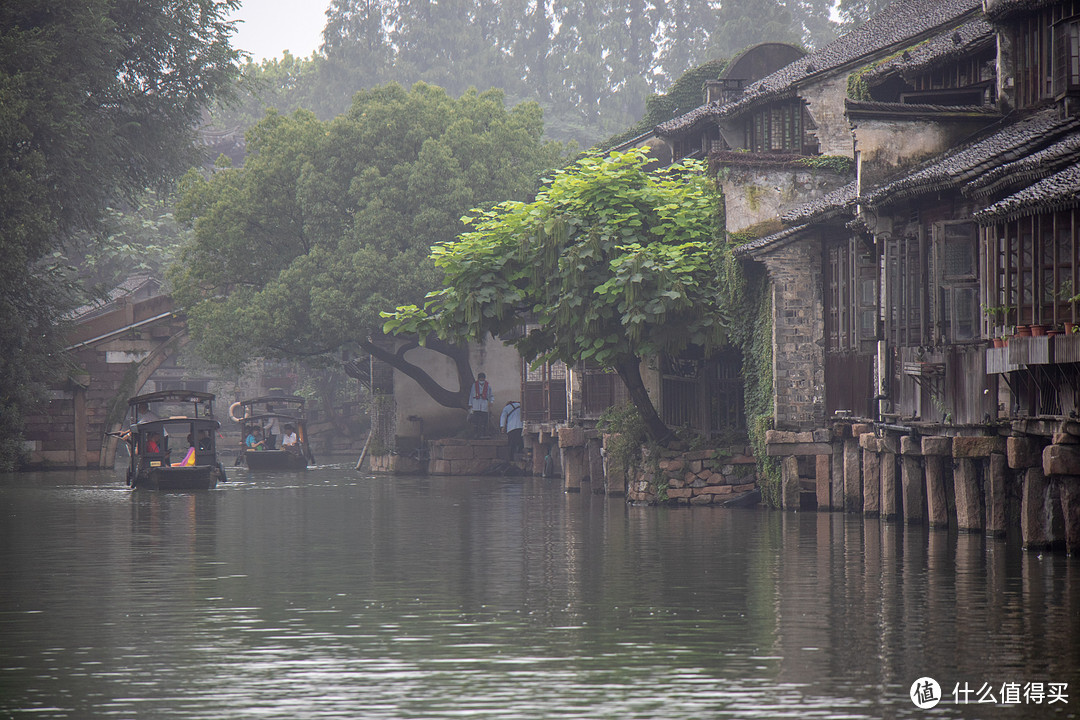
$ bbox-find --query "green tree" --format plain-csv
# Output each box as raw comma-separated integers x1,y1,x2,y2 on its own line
0,0,241,470
171,82,568,407
386,147,732,442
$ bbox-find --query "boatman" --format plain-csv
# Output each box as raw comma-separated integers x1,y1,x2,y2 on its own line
499,400,523,459
468,372,493,437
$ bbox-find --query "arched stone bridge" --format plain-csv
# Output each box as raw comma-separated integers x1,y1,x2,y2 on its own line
23,290,188,469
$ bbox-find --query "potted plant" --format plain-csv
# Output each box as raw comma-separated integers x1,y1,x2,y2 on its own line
982,304,1012,343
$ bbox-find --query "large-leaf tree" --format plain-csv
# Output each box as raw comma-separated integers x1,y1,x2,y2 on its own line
386,148,732,442
171,82,568,407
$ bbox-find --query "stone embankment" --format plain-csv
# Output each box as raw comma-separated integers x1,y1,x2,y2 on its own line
627,447,758,505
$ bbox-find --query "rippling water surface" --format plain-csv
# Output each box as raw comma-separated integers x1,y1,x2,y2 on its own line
1,461,1078,718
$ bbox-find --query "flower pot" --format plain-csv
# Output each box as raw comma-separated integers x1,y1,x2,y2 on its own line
1048,330,1061,338
1066,322,1076,334
1016,325,1032,337
992,337,1005,348
1031,324,1048,336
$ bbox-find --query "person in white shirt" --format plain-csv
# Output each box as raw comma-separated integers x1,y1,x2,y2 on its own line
281,424,298,452
499,400,523,458
263,409,280,449
468,372,493,437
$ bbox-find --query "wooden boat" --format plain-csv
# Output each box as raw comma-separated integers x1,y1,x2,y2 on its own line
230,395,315,470
124,390,227,490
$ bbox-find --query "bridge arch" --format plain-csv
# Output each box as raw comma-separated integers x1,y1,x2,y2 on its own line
23,290,191,469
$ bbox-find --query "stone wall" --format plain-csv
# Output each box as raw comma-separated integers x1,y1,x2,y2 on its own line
428,438,513,476
757,236,826,429
626,446,759,505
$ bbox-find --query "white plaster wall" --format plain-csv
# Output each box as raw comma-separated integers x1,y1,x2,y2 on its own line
393,335,522,440
721,167,851,234
853,117,992,186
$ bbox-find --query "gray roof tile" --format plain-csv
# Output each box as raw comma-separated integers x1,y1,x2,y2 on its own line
657,0,982,137
974,163,1080,222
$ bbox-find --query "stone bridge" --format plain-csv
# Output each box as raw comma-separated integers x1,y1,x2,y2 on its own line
23,289,188,469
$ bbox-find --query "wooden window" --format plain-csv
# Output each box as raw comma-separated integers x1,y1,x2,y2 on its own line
1055,15,1080,97
934,221,979,342
885,232,927,347
1013,2,1080,108
983,209,1080,329
745,100,810,154
826,237,877,352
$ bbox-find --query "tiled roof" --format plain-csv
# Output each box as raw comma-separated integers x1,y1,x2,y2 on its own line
657,0,982,137
974,163,1080,222
984,0,1059,21
781,182,858,225
731,224,810,258
859,15,994,83
965,133,1080,199
862,109,1080,207
844,100,1001,119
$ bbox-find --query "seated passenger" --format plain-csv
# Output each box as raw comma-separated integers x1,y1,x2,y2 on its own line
245,427,265,451
145,432,163,454
281,424,299,452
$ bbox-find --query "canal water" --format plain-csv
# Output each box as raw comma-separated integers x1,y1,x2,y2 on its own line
1,461,1078,719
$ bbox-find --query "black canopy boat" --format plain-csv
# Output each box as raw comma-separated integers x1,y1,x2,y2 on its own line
230,395,315,470
123,390,227,490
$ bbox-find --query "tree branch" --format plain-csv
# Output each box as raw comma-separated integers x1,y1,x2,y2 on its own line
358,333,473,409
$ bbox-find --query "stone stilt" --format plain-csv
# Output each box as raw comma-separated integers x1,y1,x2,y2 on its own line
881,451,898,521
831,441,844,511
782,455,800,511
844,437,862,513
816,454,832,511
586,438,605,494
1058,476,1080,555
900,436,924,524
1021,467,1051,551
922,436,951,529
861,437,881,517
923,454,950,528
987,453,1009,537
561,447,585,491
954,457,984,532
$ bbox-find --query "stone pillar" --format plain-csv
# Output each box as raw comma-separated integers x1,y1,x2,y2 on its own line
900,436,924,524
782,455,800,511
586,436,605,494
844,436,862,513
987,453,1009,537
1043,442,1080,553
921,436,951,529
558,426,586,492
816,454,832,511
860,434,881,517
880,433,899,521
1021,467,1052,551
953,436,1006,533
1059,477,1080,555
953,458,984,532
830,439,845,511
1008,436,1042,544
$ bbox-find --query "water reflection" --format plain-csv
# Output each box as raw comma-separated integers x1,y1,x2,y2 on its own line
1,464,1077,718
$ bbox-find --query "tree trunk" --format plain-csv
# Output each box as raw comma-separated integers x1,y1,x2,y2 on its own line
614,356,671,444
357,334,473,409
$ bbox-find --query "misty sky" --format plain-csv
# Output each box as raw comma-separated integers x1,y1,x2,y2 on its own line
230,0,330,62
